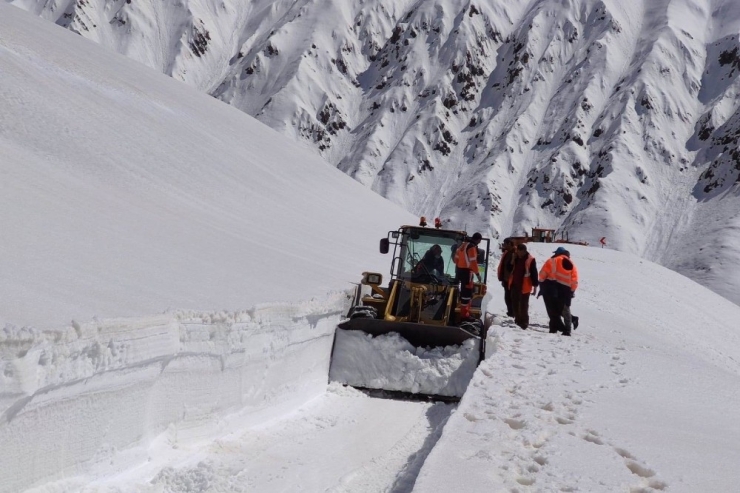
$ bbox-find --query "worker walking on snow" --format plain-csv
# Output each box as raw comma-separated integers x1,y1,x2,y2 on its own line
454,232,483,321
497,238,516,317
538,246,579,336
508,243,539,330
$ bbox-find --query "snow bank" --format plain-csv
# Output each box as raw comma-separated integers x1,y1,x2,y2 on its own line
0,293,346,493
328,329,479,397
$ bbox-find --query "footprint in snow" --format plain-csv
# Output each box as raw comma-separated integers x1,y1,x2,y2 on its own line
614,447,635,459
626,461,668,491
503,417,526,430
610,448,669,491
626,460,655,478
582,433,604,445
516,476,535,486
533,454,548,465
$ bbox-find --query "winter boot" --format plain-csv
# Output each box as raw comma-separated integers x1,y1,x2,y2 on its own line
460,303,471,320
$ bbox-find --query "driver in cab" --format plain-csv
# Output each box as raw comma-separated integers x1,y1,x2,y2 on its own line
415,244,445,280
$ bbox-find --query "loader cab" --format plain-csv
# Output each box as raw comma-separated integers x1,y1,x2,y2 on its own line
381,226,490,284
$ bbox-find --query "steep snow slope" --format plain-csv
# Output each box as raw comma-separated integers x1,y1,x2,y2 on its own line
10,0,740,305
0,3,414,329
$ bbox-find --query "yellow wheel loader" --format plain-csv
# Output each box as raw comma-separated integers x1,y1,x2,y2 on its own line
328,225,492,401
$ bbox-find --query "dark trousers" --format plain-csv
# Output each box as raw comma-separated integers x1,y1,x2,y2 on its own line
510,289,530,329
543,295,566,334
503,283,513,316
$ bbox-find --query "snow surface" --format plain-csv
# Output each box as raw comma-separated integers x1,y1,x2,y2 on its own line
4,4,740,493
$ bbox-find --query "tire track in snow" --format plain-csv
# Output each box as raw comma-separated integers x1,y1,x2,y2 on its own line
72,384,453,493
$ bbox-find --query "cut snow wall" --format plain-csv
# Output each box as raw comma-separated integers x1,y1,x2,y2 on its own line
0,293,347,493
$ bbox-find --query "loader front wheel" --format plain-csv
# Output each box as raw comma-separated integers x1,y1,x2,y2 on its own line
460,319,483,336
348,305,378,320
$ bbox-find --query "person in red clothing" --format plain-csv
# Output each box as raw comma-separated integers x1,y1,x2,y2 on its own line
508,243,539,329
454,232,483,320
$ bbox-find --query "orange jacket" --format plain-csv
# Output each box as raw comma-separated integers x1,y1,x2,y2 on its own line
454,242,479,274
538,256,578,291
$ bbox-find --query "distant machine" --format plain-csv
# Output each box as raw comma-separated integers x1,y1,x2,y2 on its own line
507,227,589,250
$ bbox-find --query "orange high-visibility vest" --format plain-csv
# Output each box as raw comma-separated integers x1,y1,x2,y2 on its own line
539,256,578,291
508,255,535,294
454,242,479,274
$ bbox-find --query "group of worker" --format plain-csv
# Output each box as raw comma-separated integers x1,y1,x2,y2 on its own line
416,231,580,334
497,239,579,336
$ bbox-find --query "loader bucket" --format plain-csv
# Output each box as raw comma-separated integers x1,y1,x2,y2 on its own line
336,318,477,348
328,321,486,401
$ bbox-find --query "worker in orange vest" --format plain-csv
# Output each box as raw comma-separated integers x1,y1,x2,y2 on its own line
538,247,579,336
508,243,539,329
454,232,483,320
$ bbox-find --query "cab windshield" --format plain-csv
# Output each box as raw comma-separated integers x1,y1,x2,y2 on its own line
399,231,463,281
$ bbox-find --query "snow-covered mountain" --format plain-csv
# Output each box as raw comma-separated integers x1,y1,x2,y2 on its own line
9,0,740,306
3,4,740,492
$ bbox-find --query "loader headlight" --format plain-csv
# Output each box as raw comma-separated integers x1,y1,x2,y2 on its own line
362,272,383,286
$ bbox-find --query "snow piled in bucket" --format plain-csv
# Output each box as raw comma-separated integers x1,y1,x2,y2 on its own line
328,329,479,397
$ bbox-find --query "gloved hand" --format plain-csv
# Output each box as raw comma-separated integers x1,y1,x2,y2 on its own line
476,273,482,283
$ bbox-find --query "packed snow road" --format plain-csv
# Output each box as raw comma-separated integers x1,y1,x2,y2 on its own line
32,384,452,493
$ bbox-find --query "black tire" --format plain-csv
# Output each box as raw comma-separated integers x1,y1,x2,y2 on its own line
348,305,378,320
460,319,483,336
